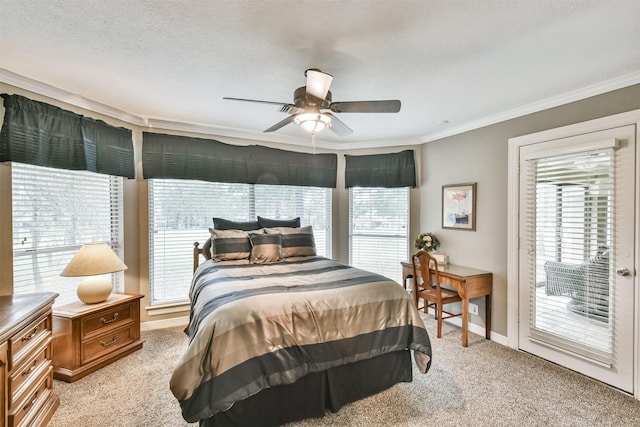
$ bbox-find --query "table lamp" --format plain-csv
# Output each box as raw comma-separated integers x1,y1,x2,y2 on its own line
60,242,128,304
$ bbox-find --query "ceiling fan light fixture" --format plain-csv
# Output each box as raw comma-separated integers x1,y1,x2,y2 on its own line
294,113,331,133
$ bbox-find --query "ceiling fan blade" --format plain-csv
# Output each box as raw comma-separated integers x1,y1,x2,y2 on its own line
264,115,296,133
223,97,299,113
327,113,353,137
329,100,401,113
305,69,333,100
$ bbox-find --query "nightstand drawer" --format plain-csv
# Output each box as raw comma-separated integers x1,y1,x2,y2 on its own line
81,323,135,364
9,314,51,370
8,365,53,427
82,303,133,338
8,339,51,408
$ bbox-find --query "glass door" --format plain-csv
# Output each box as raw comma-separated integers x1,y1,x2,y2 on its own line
518,125,636,393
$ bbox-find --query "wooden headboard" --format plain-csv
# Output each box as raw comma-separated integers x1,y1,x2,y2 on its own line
193,238,212,272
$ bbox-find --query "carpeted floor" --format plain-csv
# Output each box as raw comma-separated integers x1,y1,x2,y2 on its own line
48,315,640,427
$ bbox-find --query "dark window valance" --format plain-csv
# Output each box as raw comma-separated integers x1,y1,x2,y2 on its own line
142,132,337,188
344,150,416,188
0,94,134,178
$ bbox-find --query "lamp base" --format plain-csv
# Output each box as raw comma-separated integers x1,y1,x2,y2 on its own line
76,276,112,304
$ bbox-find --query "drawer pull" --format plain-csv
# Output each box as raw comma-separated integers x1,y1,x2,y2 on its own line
21,325,39,341
100,312,119,324
23,391,38,411
22,360,38,376
101,336,118,347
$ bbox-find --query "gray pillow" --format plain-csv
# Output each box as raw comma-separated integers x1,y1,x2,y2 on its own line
213,217,260,231
257,216,300,228
249,232,283,264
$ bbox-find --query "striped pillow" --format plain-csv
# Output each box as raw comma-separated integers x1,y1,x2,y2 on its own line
249,233,283,264
265,226,316,258
210,228,252,261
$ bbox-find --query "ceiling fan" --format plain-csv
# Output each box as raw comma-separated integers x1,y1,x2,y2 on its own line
223,69,401,136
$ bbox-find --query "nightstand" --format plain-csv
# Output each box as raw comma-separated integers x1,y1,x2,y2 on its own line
51,293,143,383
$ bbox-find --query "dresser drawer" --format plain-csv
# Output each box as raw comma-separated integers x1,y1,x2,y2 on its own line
81,302,133,338
8,339,51,408
8,365,53,427
81,323,135,364
9,313,51,370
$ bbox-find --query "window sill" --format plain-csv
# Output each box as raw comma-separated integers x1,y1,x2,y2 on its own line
145,300,190,316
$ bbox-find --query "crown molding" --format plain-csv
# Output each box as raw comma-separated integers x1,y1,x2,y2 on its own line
146,118,424,151
146,118,340,149
0,68,148,126
416,70,640,144
3,68,639,149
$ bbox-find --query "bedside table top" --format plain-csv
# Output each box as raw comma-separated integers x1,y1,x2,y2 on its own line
53,293,143,318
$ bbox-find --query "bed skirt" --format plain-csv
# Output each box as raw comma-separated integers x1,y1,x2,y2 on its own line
200,349,412,427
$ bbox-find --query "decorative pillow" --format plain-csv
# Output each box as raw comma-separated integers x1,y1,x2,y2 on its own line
257,216,301,228
213,217,260,231
210,228,251,261
249,233,283,264
265,226,316,258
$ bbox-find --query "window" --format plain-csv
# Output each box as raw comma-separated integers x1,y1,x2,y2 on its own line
529,148,613,357
12,163,124,306
149,180,332,304
349,187,409,283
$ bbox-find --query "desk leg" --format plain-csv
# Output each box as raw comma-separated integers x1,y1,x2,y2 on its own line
404,274,413,290
485,295,491,340
461,298,469,347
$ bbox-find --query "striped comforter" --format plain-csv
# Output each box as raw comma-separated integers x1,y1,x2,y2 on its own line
170,256,432,423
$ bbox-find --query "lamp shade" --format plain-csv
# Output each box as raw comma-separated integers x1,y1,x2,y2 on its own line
61,242,128,277
61,242,127,304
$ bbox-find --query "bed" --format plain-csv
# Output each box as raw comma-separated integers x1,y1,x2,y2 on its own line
170,225,432,426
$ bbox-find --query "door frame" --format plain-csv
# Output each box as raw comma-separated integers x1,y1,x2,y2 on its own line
507,109,640,399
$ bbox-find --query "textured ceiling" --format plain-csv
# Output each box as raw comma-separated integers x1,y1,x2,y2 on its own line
1,0,639,148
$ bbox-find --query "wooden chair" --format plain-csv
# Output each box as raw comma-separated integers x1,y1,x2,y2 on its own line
412,251,463,338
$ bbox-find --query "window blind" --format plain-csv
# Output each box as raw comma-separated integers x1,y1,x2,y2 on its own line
527,148,613,362
149,179,331,304
349,187,409,284
12,163,124,306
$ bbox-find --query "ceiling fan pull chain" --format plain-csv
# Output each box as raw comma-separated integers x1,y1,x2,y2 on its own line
312,131,316,155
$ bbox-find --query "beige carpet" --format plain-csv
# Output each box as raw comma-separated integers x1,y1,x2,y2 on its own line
48,316,640,427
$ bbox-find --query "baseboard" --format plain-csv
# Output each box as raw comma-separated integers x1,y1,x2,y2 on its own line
141,316,189,331
444,316,508,346
422,307,508,346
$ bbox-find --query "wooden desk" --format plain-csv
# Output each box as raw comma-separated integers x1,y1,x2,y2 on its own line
401,261,492,347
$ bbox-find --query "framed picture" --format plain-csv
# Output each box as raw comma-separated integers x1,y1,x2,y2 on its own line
442,183,477,231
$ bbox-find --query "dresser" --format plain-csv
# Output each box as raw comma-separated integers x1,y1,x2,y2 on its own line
0,292,59,427
52,293,143,382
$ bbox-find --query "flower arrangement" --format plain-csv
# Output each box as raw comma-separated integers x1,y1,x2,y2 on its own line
415,232,440,253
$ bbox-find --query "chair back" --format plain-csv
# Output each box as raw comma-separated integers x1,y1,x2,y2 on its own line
412,250,444,299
